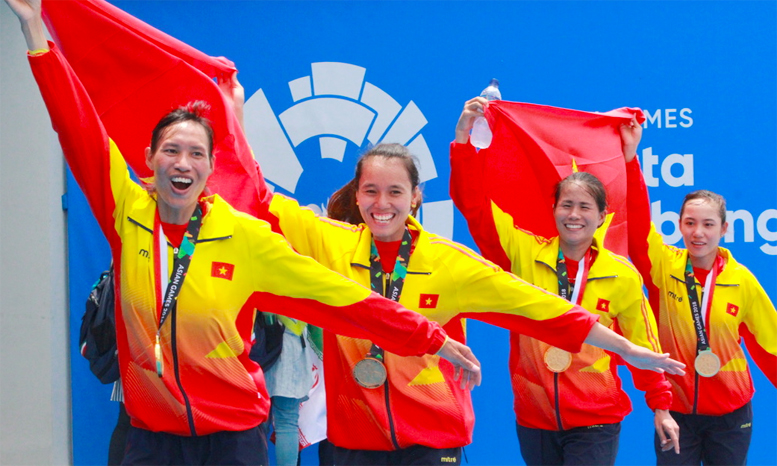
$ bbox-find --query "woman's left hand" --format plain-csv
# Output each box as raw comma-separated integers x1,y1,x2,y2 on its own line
437,338,482,390
655,409,680,454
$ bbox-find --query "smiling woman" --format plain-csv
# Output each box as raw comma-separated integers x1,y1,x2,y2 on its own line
450,97,681,466
4,0,484,464
144,104,215,225
625,143,777,466
247,137,685,465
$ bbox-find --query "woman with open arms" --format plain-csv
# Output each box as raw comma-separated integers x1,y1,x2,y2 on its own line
5,1,482,464
252,138,684,465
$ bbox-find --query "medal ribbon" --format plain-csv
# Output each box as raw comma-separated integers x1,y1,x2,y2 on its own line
556,248,592,305
683,256,719,354
366,228,413,360
153,204,203,378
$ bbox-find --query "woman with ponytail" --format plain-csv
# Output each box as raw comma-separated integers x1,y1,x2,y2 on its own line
262,141,684,465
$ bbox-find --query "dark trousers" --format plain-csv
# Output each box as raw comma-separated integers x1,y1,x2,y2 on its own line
655,402,752,466
108,402,131,466
517,422,621,466
333,444,461,465
122,424,268,466
318,439,335,466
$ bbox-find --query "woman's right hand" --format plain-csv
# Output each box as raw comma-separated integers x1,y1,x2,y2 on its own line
4,0,47,51
454,97,489,144
619,116,642,163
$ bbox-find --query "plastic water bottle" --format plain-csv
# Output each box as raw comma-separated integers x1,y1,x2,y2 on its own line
470,78,501,149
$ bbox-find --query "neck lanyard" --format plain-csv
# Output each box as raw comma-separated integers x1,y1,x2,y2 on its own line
367,228,413,359
544,247,592,374
153,205,203,377
556,248,592,305
684,256,719,353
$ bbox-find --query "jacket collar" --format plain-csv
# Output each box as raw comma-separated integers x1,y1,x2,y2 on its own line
128,193,234,243
671,246,738,286
535,236,617,280
350,215,433,274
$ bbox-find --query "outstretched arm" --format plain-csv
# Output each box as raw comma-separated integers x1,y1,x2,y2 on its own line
584,323,685,375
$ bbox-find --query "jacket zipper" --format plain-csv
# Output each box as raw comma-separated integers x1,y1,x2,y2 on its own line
382,272,401,449
170,265,197,436
554,373,563,431
692,372,699,414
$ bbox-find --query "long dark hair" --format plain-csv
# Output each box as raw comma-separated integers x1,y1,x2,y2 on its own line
327,143,422,224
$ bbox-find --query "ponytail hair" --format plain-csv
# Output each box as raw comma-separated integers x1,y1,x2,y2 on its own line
328,179,362,224
327,143,422,224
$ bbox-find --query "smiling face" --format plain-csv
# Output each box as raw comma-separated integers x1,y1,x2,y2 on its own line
145,121,214,224
553,182,606,258
680,199,728,269
355,156,421,242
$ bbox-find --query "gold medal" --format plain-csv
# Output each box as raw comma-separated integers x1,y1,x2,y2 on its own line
353,357,387,388
694,349,721,377
544,347,572,373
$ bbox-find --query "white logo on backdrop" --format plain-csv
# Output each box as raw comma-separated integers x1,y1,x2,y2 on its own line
242,62,453,238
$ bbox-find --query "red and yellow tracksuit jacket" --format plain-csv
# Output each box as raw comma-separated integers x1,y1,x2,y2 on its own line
29,43,451,436
626,159,777,415
450,141,672,430
267,194,600,450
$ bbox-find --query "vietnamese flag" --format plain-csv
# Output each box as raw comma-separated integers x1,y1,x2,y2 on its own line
419,294,440,309
479,101,645,257
40,0,271,217
211,262,235,281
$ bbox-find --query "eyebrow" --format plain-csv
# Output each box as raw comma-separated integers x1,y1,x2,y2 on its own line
161,142,207,151
361,183,407,190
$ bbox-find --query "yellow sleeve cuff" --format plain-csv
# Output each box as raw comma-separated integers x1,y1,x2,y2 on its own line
28,48,50,56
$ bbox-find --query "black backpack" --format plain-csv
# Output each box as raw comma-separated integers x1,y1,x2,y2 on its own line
79,266,119,384
249,311,285,371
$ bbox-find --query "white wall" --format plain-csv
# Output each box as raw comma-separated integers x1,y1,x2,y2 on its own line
0,3,71,464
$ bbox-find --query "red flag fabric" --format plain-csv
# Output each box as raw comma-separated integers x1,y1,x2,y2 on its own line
480,101,645,257
40,0,270,216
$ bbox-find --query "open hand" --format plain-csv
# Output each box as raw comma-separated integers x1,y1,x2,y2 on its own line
623,345,686,376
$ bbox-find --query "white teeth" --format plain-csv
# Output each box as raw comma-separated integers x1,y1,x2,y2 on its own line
565,224,583,230
171,177,192,185
373,213,394,223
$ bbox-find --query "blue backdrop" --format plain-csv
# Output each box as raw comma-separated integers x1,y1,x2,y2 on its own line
67,1,776,464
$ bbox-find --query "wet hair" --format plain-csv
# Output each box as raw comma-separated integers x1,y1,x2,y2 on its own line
149,101,215,158
553,172,608,213
680,190,727,224
327,143,422,224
